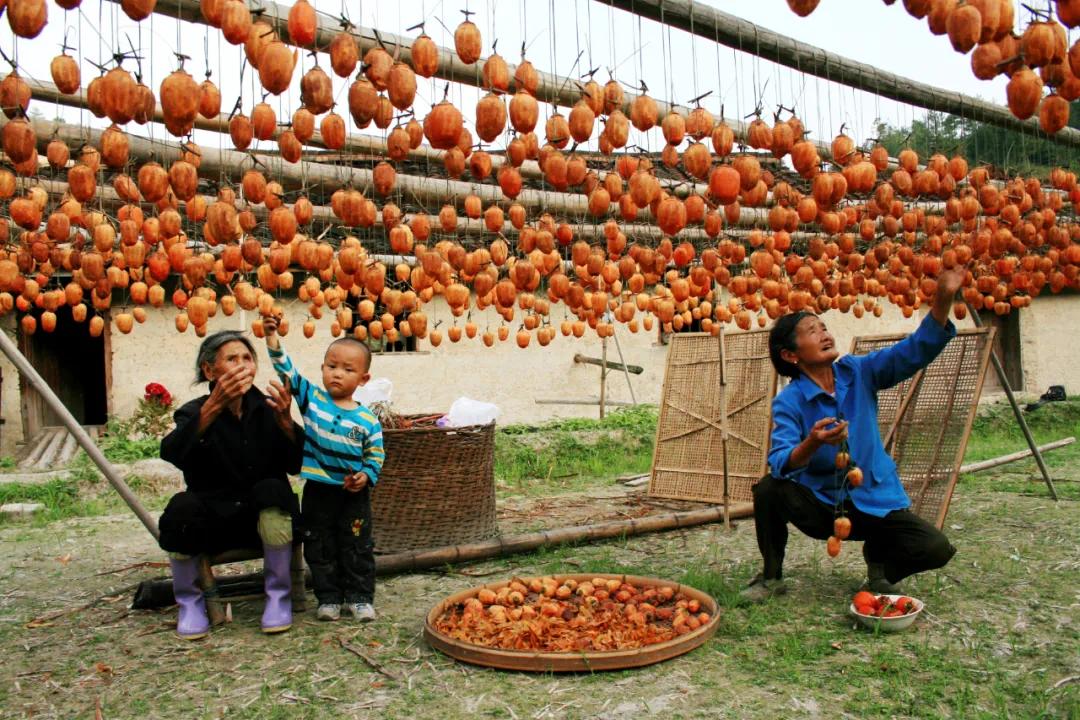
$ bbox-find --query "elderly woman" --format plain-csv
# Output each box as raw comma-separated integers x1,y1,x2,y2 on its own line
158,330,303,638
742,268,965,602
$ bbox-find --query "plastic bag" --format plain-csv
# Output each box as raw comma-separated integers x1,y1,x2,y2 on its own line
353,377,393,406
440,397,500,427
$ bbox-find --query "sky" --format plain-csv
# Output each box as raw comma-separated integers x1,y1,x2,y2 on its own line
1,0,1025,163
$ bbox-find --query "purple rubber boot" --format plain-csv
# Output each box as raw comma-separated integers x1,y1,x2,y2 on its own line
261,544,293,634
169,557,210,640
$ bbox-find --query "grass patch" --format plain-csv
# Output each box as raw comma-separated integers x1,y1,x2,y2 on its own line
962,398,1080,501
0,478,108,525
494,405,657,496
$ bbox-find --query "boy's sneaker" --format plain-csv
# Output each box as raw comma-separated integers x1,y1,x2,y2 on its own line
342,602,376,622
316,604,341,621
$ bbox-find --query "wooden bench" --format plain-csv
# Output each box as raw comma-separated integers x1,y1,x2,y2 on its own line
196,545,306,625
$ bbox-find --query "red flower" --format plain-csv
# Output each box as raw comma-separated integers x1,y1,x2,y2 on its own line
144,382,172,406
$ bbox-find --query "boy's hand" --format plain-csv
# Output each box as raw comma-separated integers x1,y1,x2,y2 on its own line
262,314,280,336
262,315,281,349
343,473,368,492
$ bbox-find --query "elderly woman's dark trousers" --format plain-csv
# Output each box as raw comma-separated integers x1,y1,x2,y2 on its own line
158,478,297,556
751,474,956,584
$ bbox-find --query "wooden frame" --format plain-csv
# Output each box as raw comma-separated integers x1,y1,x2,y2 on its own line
850,327,995,528
648,329,775,506
16,306,112,442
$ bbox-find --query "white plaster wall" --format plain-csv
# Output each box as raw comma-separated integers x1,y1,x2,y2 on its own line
1017,294,1080,397
0,315,23,456
105,295,931,428
4,292,1070,455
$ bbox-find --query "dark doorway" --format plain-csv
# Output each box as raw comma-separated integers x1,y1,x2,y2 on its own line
18,306,109,439
978,309,1023,392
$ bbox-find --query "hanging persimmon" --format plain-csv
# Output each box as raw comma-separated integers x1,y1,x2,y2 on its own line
159,68,200,136
287,0,317,47
258,40,298,95
7,0,48,39
411,32,439,77
454,17,482,64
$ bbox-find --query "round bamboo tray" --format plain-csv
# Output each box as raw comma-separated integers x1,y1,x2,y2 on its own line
424,574,721,672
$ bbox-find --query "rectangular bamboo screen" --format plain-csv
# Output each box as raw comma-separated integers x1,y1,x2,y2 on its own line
648,329,776,504
850,327,994,529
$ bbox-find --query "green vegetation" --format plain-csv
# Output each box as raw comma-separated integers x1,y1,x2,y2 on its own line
494,405,657,496
0,478,107,524
95,418,162,463
875,103,1080,179
961,398,1080,501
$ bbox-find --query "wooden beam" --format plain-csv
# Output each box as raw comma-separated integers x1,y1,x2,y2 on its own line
574,353,645,374
534,399,636,406
598,0,1080,149
958,437,1075,474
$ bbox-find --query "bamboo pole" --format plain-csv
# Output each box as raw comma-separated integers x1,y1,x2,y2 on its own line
958,437,1075,474
599,337,608,419
111,0,850,162
964,303,1059,500
573,353,644,374
0,330,160,538
534,399,635,406
24,78,776,199
610,326,639,405
132,501,756,607
599,0,1080,150
24,175,717,246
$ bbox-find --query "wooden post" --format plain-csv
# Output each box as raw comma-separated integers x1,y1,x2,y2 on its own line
610,330,640,405
965,304,1059,501
196,556,228,626
0,330,160,538
599,0,1080,150
718,329,731,529
599,337,608,419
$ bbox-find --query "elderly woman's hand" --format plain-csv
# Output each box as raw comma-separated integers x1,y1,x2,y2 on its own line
208,364,255,404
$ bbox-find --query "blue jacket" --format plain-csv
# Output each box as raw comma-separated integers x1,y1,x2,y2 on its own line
767,313,956,517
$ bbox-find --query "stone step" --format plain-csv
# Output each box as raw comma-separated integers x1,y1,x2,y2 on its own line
31,428,68,471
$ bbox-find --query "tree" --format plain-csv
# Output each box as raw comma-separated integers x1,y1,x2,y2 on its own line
872,103,1080,178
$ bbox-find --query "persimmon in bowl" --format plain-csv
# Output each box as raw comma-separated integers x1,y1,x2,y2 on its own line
849,592,924,632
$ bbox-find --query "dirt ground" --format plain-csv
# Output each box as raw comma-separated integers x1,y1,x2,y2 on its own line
1,477,1077,720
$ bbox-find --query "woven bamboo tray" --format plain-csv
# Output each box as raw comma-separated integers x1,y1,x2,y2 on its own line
424,573,721,672
850,328,993,528
371,419,496,553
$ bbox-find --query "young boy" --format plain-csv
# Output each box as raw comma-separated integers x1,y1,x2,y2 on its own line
262,315,385,622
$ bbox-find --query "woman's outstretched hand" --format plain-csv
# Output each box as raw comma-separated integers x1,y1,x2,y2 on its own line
932,266,967,326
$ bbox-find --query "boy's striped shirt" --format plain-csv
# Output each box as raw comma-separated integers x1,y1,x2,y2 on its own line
268,344,385,486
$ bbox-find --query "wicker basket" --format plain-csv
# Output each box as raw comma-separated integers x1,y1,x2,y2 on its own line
371,420,497,553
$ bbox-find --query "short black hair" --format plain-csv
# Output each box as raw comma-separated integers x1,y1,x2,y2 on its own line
195,330,256,383
768,311,812,378
327,336,372,372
